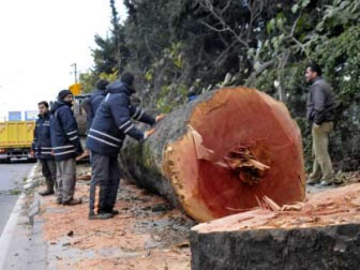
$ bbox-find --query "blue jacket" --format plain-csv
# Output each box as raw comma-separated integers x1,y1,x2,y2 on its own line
87,89,106,128
31,113,53,160
50,100,83,161
86,80,155,157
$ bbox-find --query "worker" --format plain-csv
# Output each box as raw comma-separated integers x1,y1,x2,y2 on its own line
82,79,110,131
86,72,165,220
305,63,341,186
31,101,56,196
50,90,84,205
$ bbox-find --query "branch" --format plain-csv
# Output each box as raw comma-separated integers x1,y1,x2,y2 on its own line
200,21,231,32
198,0,249,48
245,59,276,87
288,12,310,61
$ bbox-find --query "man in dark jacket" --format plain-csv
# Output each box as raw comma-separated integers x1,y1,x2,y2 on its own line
86,72,165,220
31,101,56,196
82,79,109,131
50,90,84,205
305,63,338,186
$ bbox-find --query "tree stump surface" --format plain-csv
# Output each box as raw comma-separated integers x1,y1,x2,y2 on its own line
120,87,305,222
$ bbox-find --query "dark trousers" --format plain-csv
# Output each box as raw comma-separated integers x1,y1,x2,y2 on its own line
89,152,121,214
40,159,57,187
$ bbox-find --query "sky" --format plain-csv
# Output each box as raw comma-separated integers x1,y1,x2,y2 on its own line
0,0,126,121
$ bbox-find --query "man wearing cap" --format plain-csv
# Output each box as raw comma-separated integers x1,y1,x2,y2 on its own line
31,101,57,196
86,72,165,220
50,90,84,205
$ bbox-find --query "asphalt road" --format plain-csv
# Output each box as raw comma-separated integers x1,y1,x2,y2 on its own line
0,162,33,235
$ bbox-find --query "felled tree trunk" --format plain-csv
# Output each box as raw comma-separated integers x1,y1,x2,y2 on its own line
120,87,306,222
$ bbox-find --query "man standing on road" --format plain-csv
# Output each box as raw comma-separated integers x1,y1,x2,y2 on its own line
86,72,165,220
31,101,56,196
50,90,84,205
305,63,340,186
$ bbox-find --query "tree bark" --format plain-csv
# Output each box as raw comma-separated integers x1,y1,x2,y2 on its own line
191,222,360,270
120,87,306,222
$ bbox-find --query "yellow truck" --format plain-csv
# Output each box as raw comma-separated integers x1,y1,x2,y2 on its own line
0,121,35,163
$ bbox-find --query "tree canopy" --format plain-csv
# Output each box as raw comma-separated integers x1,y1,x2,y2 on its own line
80,0,360,171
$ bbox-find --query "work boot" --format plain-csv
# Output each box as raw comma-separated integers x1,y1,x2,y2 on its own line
111,210,120,215
106,209,120,216
103,209,120,216
38,189,55,196
63,198,82,206
38,181,55,196
307,179,320,185
88,212,113,220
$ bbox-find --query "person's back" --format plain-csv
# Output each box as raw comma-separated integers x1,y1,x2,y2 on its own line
88,80,109,128
90,90,105,116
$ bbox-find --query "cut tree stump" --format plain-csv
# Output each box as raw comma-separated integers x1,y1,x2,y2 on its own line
120,87,305,222
190,183,360,270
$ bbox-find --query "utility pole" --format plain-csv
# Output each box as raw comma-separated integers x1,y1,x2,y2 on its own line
71,63,78,84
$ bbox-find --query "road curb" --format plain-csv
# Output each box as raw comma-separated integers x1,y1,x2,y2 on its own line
0,163,38,270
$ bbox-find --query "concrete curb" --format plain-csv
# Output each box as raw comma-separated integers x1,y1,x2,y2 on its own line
0,163,38,270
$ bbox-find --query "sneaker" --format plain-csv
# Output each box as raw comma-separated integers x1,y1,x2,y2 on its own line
88,212,113,220
63,198,82,206
318,180,333,187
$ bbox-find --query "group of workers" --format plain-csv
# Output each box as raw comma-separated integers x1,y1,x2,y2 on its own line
31,63,341,221
31,72,165,220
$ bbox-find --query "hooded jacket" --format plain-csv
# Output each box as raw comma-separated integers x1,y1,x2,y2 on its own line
306,77,335,125
50,100,83,161
31,112,53,160
86,80,155,157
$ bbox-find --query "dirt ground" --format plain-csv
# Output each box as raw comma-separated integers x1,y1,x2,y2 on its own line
38,164,195,270
35,163,360,269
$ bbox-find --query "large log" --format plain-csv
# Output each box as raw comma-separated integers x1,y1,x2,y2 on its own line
120,87,306,222
190,183,360,270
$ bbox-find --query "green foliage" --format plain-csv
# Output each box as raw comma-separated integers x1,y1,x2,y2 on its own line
80,69,118,93
79,71,97,94
156,83,188,113
83,0,360,171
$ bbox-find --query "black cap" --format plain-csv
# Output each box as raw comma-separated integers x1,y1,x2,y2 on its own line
96,79,109,91
121,72,135,86
58,90,73,100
